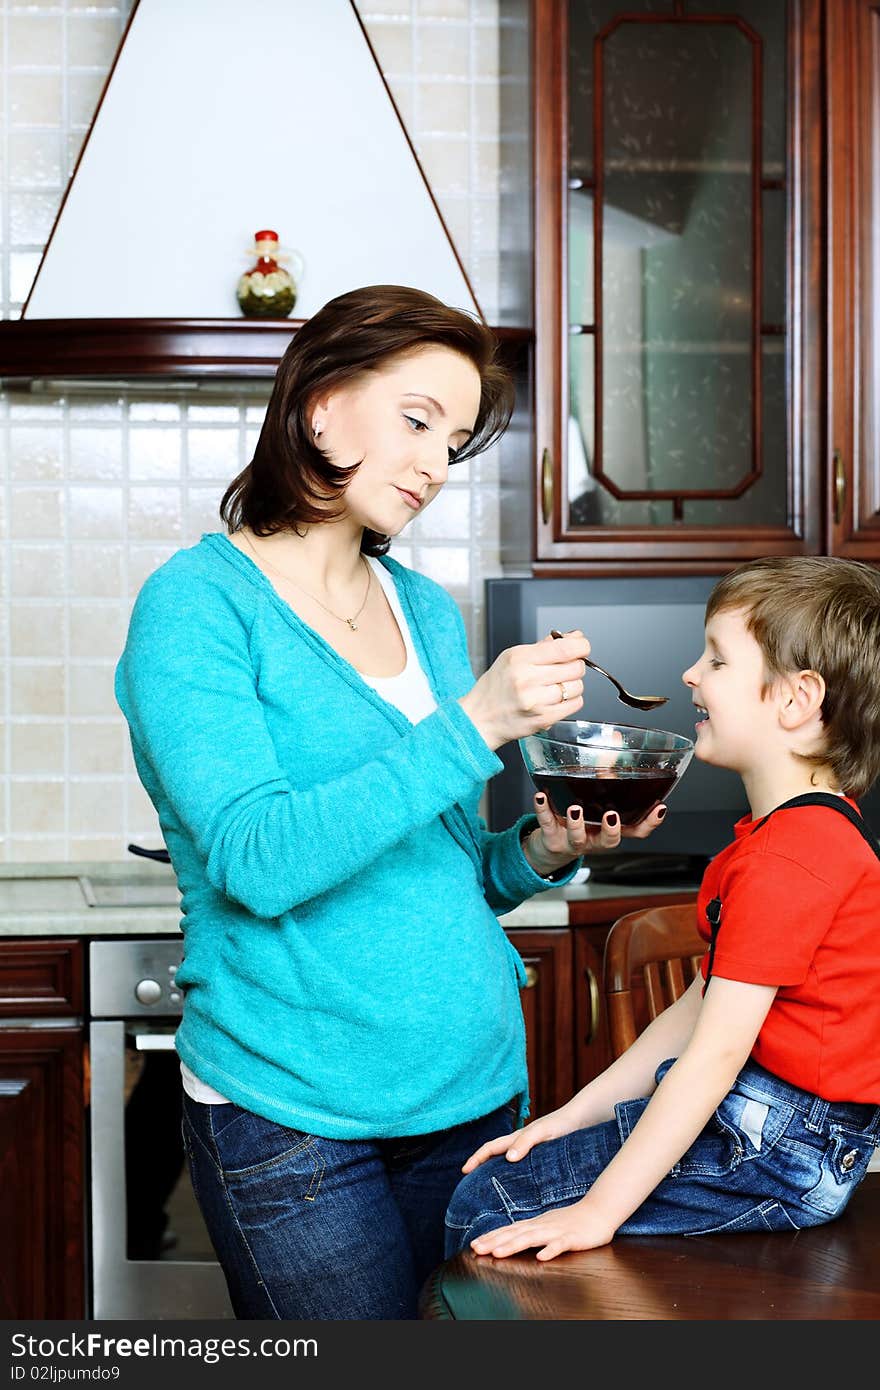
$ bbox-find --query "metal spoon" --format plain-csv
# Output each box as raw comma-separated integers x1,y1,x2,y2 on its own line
550,629,669,712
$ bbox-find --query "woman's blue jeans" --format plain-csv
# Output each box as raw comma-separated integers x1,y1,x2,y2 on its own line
182,1091,516,1319
445,1059,880,1255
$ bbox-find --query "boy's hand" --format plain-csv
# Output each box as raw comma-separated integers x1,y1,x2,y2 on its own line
461,1103,581,1174
470,1198,616,1262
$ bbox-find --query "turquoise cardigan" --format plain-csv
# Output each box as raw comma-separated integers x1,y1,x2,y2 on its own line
115,533,579,1136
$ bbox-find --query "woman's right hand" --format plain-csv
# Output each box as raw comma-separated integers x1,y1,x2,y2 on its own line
459,630,590,751
461,1099,584,1174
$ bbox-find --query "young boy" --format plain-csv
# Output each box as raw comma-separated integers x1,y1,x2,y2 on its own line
445,555,880,1260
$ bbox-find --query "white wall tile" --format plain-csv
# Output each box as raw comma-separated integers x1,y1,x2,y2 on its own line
68,486,124,539
8,73,62,126
69,722,125,776
411,486,470,539
69,779,123,834
11,546,65,598
11,724,65,776
69,604,126,660
413,544,470,592
129,428,182,481
416,24,471,79
68,428,124,481
69,544,124,598
68,16,123,68
10,603,64,659
8,17,64,69
10,664,65,718
9,427,63,481
418,80,471,132
8,131,63,187
68,663,118,718
10,487,64,540
9,192,58,244
187,429,242,481
127,487,182,541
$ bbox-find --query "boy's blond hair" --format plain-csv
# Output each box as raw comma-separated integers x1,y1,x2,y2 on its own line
706,555,880,798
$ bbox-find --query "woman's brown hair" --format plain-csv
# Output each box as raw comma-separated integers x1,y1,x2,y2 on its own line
706,555,880,797
220,284,515,556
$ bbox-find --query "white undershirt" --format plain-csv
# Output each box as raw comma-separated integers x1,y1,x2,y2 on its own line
357,558,438,721
179,557,438,1104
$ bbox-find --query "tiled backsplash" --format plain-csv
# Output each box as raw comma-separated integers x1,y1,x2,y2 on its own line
0,1,529,861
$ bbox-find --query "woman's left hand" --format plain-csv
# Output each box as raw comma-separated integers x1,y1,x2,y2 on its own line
524,792,668,873
470,1198,616,1262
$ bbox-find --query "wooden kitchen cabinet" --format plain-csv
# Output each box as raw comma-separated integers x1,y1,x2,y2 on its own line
507,889,696,1118
0,940,85,1319
505,929,574,1115
573,927,612,1092
529,0,878,573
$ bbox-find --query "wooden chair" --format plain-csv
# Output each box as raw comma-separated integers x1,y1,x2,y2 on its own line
603,900,704,1057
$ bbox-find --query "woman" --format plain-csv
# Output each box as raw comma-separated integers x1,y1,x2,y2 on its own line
115,284,666,1320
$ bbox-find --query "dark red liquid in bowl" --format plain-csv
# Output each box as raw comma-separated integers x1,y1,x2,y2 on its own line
531,768,678,826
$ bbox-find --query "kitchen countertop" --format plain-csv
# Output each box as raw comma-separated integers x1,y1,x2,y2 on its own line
0,860,697,938
0,859,182,937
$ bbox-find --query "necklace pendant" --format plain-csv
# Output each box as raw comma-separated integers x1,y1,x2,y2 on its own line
347,618,358,631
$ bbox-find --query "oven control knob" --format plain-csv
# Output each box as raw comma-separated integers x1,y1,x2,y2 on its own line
134,978,162,1006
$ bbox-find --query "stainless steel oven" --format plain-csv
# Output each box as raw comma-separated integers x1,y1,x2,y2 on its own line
88,939,232,1319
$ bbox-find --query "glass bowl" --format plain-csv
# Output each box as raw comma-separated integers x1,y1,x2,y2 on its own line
519,720,694,827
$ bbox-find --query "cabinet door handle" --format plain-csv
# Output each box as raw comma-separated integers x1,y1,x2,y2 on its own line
541,448,554,525
584,966,600,1044
833,449,846,526
524,963,538,989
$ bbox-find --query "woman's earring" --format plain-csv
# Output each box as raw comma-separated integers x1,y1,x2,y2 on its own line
312,421,322,439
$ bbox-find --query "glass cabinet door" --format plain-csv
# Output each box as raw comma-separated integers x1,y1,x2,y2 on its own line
534,0,823,568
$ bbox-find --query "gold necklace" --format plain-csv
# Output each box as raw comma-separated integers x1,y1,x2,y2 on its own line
240,530,373,631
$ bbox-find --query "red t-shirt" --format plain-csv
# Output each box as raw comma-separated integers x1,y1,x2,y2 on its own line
696,799,880,1103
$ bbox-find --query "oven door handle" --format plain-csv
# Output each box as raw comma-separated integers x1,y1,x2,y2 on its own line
126,1026,179,1052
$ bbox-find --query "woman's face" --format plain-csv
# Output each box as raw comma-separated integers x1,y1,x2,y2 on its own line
312,345,483,536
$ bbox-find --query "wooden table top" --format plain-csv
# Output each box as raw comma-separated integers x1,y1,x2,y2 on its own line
421,1173,880,1320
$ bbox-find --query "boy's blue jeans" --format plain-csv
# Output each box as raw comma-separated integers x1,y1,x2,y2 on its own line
444,1059,880,1255
181,1091,516,1319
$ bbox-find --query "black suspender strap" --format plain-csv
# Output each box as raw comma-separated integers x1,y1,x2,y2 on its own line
702,793,880,992
748,792,880,860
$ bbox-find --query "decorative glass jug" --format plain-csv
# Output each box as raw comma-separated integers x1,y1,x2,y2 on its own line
236,230,304,318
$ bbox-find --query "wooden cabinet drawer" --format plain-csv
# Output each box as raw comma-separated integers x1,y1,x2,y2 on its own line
0,940,83,1017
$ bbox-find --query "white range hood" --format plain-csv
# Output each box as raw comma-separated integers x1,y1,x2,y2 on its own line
24,0,480,322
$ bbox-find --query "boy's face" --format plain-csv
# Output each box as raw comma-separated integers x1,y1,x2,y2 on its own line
682,606,780,775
